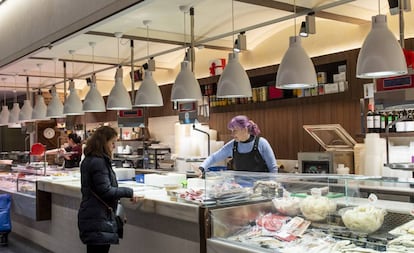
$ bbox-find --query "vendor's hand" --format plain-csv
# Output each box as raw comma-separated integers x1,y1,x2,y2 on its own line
130,194,145,203
196,167,205,179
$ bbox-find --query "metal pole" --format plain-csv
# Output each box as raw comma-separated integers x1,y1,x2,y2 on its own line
130,39,135,104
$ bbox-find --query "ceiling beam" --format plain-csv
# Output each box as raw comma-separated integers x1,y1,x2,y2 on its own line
235,0,368,25
85,31,233,51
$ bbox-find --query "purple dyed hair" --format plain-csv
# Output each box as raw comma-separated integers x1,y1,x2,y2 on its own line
227,115,261,136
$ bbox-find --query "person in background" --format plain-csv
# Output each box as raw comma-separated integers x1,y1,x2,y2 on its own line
197,115,277,175
61,133,82,168
78,126,142,253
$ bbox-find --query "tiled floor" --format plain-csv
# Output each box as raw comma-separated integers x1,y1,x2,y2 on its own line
0,232,53,253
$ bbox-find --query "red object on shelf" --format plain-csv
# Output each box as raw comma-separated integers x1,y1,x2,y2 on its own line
268,86,284,99
31,143,45,156
403,49,414,68
209,58,226,76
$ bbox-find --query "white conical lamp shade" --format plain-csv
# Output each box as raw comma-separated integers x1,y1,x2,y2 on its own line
64,80,84,115
47,86,64,118
8,102,21,128
217,52,252,98
0,105,10,126
19,99,33,122
357,15,407,78
276,36,317,89
134,70,163,107
83,76,106,112
32,94,49,120
107,67,132,110
171,61,202,102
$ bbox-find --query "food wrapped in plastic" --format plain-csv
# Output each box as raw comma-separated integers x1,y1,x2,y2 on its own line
272,197,301,216
341,205,386,234
300,194,337,221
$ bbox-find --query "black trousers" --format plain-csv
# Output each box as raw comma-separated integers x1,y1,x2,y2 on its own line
87,244,110,253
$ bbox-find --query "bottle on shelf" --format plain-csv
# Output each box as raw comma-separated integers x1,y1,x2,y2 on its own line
387,111,396,132
366,104,374,133
380,111,387,133
373,109,381,133
406,110,414,132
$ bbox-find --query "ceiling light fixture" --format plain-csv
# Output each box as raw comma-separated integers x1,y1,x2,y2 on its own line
8,74,21,128
63,50,84,115
356,0,407,78
19,73,33,122
299,13,316,37
134,20,163,107
0,78,10,126
216,0,252,98
107,32,132,110
82,42,106,112
31,64,50,120
46,58,64,118
276,0,317,89
171,5,202,102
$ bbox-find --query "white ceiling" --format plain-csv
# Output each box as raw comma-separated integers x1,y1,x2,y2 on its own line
0,0,405,98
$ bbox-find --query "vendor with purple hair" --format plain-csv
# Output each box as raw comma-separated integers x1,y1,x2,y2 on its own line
197,115,277,175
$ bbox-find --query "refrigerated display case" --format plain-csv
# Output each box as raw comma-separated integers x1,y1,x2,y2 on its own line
203,172,414,253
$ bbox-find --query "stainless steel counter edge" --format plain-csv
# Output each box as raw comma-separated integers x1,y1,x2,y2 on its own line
37,179,200,224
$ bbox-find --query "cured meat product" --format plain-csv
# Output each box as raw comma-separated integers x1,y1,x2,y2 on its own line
256,213,288,232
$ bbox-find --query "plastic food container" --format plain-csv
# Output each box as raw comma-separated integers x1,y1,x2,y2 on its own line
340,206,386,234
272,197,301,216
300,194,337,221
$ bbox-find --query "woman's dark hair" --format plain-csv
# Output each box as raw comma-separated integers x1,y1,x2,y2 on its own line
68,133,82,144
227,115,261,136
83,126,118,157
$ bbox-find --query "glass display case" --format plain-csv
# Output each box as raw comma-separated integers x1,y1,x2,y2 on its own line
203,172,414,253
16,177,37,196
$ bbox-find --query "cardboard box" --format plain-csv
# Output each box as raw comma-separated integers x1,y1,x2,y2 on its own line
324,83,339,94
333,72,346,82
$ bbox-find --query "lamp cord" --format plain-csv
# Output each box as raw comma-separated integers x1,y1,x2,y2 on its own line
378,0,380,15
117,37,120,65
146,24,150,59
232,0,235,49
13,75,17,103
92,44,95,73
183,10,187,53
293,0,297,36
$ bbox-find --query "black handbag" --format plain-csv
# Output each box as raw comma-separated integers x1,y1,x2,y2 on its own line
91,190,125,239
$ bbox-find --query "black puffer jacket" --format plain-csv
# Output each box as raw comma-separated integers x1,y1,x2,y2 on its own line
78,155,133,245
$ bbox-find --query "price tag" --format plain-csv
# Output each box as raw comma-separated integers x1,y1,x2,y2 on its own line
368,193,378,203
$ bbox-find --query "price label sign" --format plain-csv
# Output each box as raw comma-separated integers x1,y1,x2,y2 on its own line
368,193,378,203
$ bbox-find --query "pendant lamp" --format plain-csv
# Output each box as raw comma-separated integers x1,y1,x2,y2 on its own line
31,90,49,120
19,76,33,122
63,80,84,115
0,105,9,126
83,74,106,112
8,101,21,128
171,61,202,102
135,70,163,107
356,14,407,78
107,66,132,110
171,6,202,102
276,36,317,89
8,75,21,127
46,86,64,118
83,42,106,112
134,20,163,107
107,33,132,110
216,0,251,98
47,59,64,118
217,52,252,98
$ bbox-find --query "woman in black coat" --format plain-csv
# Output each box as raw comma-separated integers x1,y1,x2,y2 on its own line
78,126,140,253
